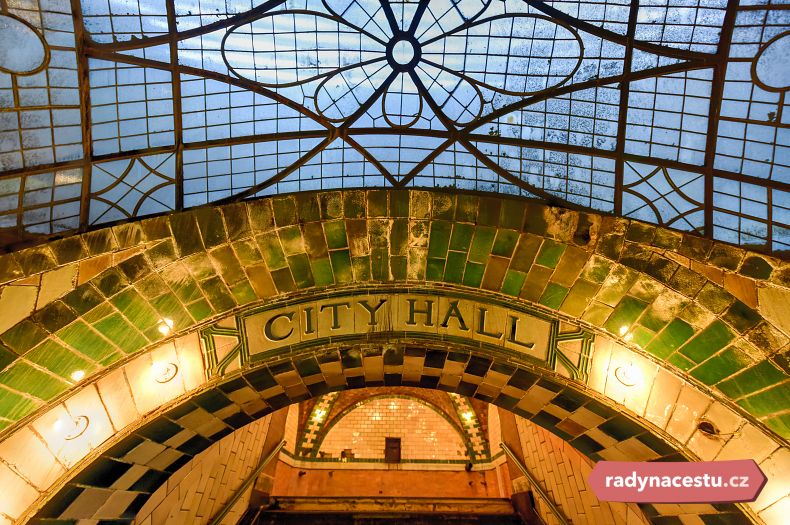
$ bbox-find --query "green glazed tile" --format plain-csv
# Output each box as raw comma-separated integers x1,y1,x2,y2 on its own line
150,294,192,331
0,387,40,420
343,191,366,218
580,255,611,284
539,283,569,310
296,193,320,222
645,319,695,359
427,221,452,259
391,255,407,280
60,320,121,360
256,232,287,269
272,196,297,226
717,361,787,398
491,230,519,258
668,266,706,297
737,383,790,417
763,413,790,438
499,199,525,230
603,296,648,334
535,240,566,268
478,196,501,226
146,239,178,267
707,245,743,271
689,346,754,386
455,194,478,222
194,207,227,248
695,283,735,314
652,229,681,250
739,256,773,279
233,240,263,266
160,264,203,304
25,340,97,379
83,229,117,255
522,203,547,235
370,247,389,280
390,219,408,256
94,268,128,297
318,191,343,220
462,262,485,288
444,251,468,284
630,326,656,348
582,302,614,325
303,222,328,259
596,233,623,260
209,245,246,284
0,320,47,354
449,223,474,252
551,246,587,287
367,190,388,217
509,234,541,272
520,265,553,302
0,361,69,401
352,256,371,281
678,234,712,260
501,270,527,296
324,221,348,250
721,300,761,333
311,258,335,286
279,225,305,255
559,279,599,317
329,250,353,283
187,299,213,322
183,252,215,281
230,281,257,304
481,256,509,291
668,352,695,371
50,236,87,264
82,302,115,324
597,266,638,306
221,202,251,241
136,274,170,300
0,345,14,371
678,321,734,364
118,253,151,281
426,258,445,281
468,226,496,263
200,277,237,311
110,288,160,330
170,214,204,257
92,314,146,353
391,190,409,217
247,199,275,231
140,215,172,241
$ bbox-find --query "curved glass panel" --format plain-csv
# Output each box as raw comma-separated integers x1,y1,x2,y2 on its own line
0,0,786,255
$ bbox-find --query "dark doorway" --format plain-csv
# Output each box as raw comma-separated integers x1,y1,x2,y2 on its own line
384,437,401,463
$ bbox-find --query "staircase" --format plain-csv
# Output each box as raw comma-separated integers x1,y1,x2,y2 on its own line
243,497,525,524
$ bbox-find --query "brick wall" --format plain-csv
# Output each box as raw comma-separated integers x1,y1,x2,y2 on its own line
134,414,276,525
512,413,649,525
318,397,468,461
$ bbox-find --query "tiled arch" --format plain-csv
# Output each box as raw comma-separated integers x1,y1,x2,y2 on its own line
0,189,787,441
22,340,752,524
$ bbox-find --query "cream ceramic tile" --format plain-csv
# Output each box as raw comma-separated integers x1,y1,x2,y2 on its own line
665,384,711,444
31,403,93,468
64,384,115,451
96,367,139,432
37,264,77,309
759,495,790,525
174,332,207,392
752,448,790,512
0,426,64,491
586,337,613,394
716,423,779,462
0,285,38,333
127,345,186,415
0,461,40,520
643,368,683,429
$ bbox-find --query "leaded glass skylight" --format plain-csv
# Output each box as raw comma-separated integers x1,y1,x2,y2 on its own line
0,0,788,255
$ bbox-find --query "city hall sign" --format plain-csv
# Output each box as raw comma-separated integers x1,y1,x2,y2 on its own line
199,289,593,380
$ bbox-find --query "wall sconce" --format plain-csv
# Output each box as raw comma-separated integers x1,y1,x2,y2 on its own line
54,415,90,440
462,411,474,423
313,409,326,422
614,362,641,387
151,361,179,383
70,370,85,382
